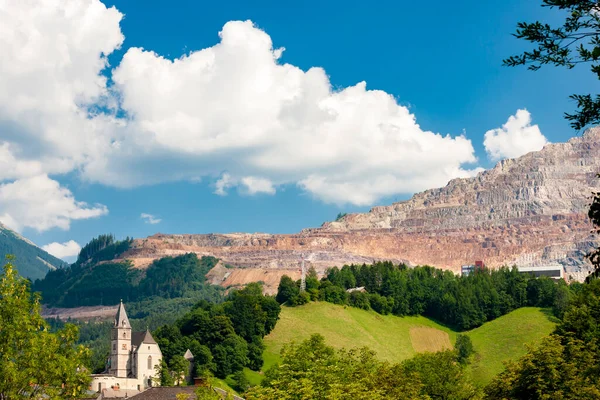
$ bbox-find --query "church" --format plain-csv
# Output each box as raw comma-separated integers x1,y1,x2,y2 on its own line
90,301,163,394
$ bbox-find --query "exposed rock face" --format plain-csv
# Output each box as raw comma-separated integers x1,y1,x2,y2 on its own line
123,128,600,291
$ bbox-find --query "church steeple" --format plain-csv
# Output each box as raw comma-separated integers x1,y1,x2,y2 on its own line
110,300,132,378
114,300,131,328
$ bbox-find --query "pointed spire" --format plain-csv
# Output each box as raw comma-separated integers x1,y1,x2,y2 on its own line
184,349,194,361
114,300,131,328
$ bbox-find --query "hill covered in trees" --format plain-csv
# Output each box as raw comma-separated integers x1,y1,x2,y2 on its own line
277,261,569,330
33,235,222,307
0,223,67,280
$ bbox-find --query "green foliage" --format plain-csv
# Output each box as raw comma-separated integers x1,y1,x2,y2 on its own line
170,355,190,385
154,359,175,387
288,291,310,306
348,290,370,310
0,226,66,280
34,252,222,307
335,212,347,221
275,275,299,304
155,285,281,379
247,334,444,400
232,370,251,393
503,0,600,130
265,302,556,388
485,335,600,399
485,278,600,398
466,307,557,385
138,253,218,298
75,234,132,266
455,334,474,365
247,337,266,371
213,335,249,378
401,350,478,399
0,260,91,399
302,262,565,330
195,385,222,400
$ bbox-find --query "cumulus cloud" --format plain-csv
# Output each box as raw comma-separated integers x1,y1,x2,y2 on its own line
484,109,548,161
0,175,108,232
141,213,161,224
0,1,482,211
106,20,480,204
42,240,81,260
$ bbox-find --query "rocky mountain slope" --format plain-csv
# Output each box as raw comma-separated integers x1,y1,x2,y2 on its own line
0,223,67,280
120,128,600,291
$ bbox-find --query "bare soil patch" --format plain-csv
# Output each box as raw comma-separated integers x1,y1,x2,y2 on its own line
409,326,451,353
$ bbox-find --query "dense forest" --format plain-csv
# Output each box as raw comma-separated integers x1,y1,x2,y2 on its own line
153,283,280,381
277,262,571,330
33,235,222,307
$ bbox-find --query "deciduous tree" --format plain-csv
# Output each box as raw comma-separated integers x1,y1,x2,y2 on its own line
0,260,91,399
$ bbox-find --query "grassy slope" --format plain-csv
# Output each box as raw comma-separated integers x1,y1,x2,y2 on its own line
466,307,557,385
251,302,556,387
263,302,456,369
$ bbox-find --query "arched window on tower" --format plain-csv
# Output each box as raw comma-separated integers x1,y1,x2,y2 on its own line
147,356,152,370
123,332,126,338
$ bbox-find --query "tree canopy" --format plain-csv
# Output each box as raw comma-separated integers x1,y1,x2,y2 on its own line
245,333,477,400
503,0,600,130
0,259,90,399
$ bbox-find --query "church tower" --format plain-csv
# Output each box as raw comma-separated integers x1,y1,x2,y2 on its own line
110,300,132,378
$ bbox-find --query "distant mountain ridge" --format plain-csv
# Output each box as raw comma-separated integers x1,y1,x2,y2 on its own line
0,223,67,280
114,128,600,291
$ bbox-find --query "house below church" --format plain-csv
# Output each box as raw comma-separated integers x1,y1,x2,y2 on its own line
90,301,163,394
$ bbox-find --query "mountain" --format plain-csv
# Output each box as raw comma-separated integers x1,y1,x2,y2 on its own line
0,223,67,280
114,128,600,291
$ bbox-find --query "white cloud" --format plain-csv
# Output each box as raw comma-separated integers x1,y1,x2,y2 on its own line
141,213,161,224
42,240,81,260
484,109,548,161
240,177,276,195
0,0,121,231
215,173,235,196
0,2,482,209
105,20,479,204
0,175,108,232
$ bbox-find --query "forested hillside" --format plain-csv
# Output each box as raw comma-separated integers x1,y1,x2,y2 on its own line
0,223,66,280
277,261,569,330
33,235,222,307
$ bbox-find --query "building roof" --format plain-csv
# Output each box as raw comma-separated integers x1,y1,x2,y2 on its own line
114,300,131,329
129,387,197,399
517,264,563,272
346,286,366,293
132,329,157,347
184,349,194,361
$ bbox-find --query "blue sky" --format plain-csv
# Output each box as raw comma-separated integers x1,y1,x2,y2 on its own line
0,0,596,260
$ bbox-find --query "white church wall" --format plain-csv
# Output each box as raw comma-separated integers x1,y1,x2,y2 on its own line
135,342,163,388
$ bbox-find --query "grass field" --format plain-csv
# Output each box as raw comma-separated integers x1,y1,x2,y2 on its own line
246,302,557,387
262,302,456,370
466,307,558,385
